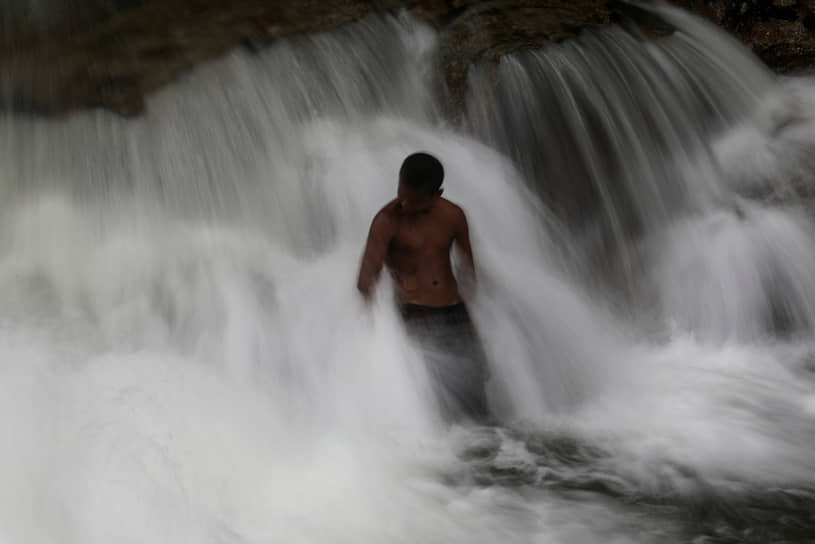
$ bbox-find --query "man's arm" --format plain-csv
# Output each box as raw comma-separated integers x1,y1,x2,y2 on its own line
357,210,395,301
453,207,477,298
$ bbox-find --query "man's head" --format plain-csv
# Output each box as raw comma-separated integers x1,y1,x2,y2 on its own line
397,152,444,214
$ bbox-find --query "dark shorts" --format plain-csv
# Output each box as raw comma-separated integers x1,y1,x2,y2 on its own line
399,303,491,424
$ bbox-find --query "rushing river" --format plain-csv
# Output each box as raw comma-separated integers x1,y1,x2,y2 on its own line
0,3,813,543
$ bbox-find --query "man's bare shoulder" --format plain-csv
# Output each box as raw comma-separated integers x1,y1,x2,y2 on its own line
438,198,467,222
370,199,399,229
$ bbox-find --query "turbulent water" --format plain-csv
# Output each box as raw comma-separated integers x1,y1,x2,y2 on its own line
1,4,815,543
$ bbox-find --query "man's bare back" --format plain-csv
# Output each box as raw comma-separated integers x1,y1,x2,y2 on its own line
358,196,475,306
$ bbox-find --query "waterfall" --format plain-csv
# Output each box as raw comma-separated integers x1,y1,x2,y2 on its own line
0,4,813,542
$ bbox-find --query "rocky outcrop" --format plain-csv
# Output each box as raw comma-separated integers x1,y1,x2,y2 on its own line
425,1,611,115
0,0,615,117
0,1,382,116
1,0,815,118
675,0,815,72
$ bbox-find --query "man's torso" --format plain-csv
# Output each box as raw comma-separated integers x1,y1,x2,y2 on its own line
382,198,462,307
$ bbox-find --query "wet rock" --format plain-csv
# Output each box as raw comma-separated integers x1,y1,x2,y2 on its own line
674,0,815,72
0,0,381,117
2,0,815,118
0,1,618,118
434,0,610,115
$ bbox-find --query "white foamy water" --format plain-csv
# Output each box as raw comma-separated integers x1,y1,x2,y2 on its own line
0,5,814,544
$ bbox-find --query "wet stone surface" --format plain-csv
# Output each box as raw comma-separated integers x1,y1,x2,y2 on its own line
3,0,815,118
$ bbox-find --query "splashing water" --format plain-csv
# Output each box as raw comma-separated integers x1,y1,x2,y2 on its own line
0,5,814,543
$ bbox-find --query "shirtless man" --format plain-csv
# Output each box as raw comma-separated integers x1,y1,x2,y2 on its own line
357,152,490,423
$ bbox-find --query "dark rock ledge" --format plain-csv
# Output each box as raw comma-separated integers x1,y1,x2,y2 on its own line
1,0,815,118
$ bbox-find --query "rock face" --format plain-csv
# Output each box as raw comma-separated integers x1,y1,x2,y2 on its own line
0,0,382,116
675,0,815,71
424,1,611,115
0,0,614,117
1,0,814,117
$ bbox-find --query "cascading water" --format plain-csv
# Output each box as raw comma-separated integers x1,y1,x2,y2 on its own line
466,3,775,286
0,3,814,543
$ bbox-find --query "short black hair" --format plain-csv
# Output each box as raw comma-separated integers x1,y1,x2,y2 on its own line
399,152,444,195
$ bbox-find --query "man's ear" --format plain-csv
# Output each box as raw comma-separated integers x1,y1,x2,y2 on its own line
436,188,444,197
